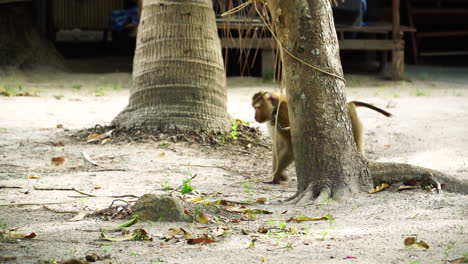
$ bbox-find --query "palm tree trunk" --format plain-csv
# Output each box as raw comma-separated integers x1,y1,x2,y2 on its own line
112,0,230,131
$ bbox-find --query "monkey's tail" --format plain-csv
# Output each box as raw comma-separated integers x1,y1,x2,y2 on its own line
350,101,392,117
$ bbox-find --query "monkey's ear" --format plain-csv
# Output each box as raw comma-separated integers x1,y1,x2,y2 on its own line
265,92,279,105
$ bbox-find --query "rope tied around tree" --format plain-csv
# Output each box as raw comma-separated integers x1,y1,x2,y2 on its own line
221,0,347,84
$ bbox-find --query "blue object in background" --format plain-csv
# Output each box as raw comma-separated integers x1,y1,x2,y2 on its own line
111,7,139,32
361,0,367,26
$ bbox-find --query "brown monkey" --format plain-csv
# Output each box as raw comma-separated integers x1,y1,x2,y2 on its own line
252,90,392,184
252,91,292,183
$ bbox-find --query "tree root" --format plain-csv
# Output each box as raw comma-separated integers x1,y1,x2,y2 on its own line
285,185,337,205
368,161,468,194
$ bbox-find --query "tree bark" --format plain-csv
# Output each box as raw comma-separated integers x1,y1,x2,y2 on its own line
264,0,372,203
263,0,468,202
112,0,231,132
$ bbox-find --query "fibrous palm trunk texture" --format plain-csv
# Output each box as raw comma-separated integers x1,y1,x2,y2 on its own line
113,0,230,131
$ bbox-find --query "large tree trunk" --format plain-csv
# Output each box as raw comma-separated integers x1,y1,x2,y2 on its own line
0,2,66,73
112,0,231,131
263,0,468,203
265,0,371,202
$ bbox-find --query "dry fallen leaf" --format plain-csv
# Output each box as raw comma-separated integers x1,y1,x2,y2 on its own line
87,130,114,143
51,157,65,166
56,124,63,128
257,226,268,234
398,185,421,191
166,228,192,241
101,228,151,242
51,141,64,146
222,205,247,213
189,197,206,203
184,209,193,215
404,237,416,246
404,237,429,249
213,200,231,206
448,257,467,264
195,210,210,224
256,197,267,204
61,258,88,264
286,214,332,223
187,235,216,245
68,210,89,222
368,183,390,194
417,240,429,249
4,232,37,240
85,253,104,262
212,225,229,238
28,175,41,179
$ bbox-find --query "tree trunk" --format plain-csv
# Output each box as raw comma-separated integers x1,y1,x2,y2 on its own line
0,2,66,73
261,0,468,202
112,0,231,132
264,0,372,203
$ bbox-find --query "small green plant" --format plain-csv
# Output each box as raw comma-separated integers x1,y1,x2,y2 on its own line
95,87,107,97
112,82,123,90
452,89,463,97
230,121,239,140
161,180,173,191
68,248,76,258
130,251,137,256
101,245,111,254
443,244,456,260
181,175,194,194
25,244,33,250
53,94,64,100
71,83,82,89
267,220,287,231
319,231,329,241
212,216,223,224
0,83,17,96
242,183,256,204
419,72,429,79
324,214,336,227
415,88,430,96
219,131,226,143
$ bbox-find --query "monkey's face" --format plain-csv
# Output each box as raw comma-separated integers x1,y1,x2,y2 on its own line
252,91,275,123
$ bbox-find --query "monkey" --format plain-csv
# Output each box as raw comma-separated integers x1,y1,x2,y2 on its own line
252,91,292,184
251,90,392,184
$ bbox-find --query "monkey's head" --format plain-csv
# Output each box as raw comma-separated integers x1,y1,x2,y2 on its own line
251,91,280,123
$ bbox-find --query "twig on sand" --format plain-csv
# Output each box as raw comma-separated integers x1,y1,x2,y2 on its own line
82,151,98,166
33,186,139,199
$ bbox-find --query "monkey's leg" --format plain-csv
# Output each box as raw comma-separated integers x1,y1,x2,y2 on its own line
266,143,294,184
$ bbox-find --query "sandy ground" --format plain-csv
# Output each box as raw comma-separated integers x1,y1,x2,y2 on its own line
0,65,467,264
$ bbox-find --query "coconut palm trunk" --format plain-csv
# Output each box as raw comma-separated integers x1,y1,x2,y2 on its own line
112,0,231,131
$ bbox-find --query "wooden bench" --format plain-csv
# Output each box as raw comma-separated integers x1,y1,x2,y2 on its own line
217,0,414,80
